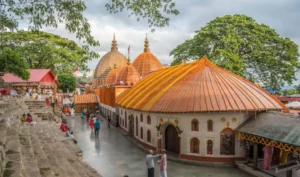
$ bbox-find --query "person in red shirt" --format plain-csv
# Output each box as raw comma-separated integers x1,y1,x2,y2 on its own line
89,118,94,132
26,113,33,123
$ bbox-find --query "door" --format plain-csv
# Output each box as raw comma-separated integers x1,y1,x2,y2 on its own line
129,115,134,135
165,124,180,154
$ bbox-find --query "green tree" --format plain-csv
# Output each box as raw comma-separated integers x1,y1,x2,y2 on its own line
0,48,29,80
1,31,98,74
295,84,300,94
0,0,179,78
170,14,300,90
57,73,76,92
283,88,298,96
106,0,179,31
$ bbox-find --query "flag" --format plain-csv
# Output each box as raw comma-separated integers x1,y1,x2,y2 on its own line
74,66,79,72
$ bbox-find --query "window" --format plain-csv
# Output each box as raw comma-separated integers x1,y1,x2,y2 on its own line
191,119,199,131
140,114,143,122
220,128,235,155
121,109,123,115
190,138,199,153
125,115,127,128
147,130,151,143
136,117,138,136
122,119,124,126
140,127,143,139
207,140,213,155
207,120,213,132
147,115,151,125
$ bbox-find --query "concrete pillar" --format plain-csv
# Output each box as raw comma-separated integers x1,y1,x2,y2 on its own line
253,143,258,170
286,153,294,177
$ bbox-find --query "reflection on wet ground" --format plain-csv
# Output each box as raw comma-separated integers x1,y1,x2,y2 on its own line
69,116,253,177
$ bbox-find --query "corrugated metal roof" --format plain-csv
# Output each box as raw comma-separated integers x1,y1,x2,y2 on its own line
75,94,98,104
235,111,300,146
2,69,52,82
116,57,287,113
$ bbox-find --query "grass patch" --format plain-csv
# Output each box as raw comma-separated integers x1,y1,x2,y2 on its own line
5,161,13,168
3,169,14,177
39,167,51,176
5,150,18,154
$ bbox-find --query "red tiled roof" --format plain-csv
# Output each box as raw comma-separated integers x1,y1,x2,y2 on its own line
2,69,53,83
117,57,288,113
277,97,300,102
75,94,98,104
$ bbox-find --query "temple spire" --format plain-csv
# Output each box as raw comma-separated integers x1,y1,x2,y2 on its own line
111,33,118,51
181,58,185,65
144,34,150,52
127,58,131,65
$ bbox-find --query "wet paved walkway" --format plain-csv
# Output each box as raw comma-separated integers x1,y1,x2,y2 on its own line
69,115,253,177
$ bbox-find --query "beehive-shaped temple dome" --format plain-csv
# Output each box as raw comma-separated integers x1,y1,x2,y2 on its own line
105,64,121,85
132,36,163,78
93,34,127,87
117,57,288,113
116,59,140,86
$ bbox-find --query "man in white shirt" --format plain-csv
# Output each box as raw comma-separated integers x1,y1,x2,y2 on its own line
146,150,160,177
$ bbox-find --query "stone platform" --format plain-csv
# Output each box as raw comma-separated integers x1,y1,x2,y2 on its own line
0,96,102,177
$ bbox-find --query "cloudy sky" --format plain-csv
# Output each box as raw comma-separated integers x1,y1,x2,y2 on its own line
41,0,300,86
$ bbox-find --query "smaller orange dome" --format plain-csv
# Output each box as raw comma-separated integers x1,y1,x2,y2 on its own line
117,59,140,85
105,64,121,85
132,36,163,78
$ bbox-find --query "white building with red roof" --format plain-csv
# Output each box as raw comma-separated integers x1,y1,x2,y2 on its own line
1,69,59,95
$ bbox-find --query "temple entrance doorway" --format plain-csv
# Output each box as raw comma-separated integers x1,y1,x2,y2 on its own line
165,124,180,154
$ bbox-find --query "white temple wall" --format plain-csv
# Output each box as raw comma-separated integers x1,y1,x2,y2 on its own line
119,106,255,158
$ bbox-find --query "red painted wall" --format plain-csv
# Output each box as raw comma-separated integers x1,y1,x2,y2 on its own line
41,72,55,82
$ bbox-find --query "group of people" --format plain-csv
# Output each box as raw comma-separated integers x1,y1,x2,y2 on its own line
21,113,36,126
80,108,101,136
146,149,168,177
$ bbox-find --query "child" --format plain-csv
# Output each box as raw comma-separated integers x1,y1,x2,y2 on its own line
21,114,27,122
89,118,94,131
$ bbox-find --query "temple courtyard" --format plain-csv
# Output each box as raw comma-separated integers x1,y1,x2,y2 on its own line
69,115,253,177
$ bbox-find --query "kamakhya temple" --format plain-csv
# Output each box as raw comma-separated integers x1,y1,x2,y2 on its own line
92,34,300,175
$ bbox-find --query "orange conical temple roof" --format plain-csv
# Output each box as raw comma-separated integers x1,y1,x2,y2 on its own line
132,35,163,78
117,57,288,113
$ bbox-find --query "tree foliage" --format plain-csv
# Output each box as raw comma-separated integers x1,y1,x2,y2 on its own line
0,0,99,46
0,48,29,80
170,14,300,90
283,88,298,96
57,73,76,92
1,31,99,74
105,0,179,31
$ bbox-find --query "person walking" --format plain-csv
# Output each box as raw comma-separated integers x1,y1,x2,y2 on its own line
158,149,167,177
81,111,86,122
94,119,100,136
146,150,160,177
71,108,75,118
107,116,111,128
89,118,95,132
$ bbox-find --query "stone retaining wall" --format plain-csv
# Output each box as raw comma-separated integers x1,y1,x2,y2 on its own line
0,96,102,177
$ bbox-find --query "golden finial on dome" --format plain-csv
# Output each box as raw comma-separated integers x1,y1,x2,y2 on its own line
144,34,150,52
111,33,118,51
127,58,131,65
181,58,185,65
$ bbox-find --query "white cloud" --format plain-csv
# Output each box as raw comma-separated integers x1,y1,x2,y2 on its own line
37,0,300,85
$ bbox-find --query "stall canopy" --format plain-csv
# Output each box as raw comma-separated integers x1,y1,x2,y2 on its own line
235,111,300,155
286,101,300,108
